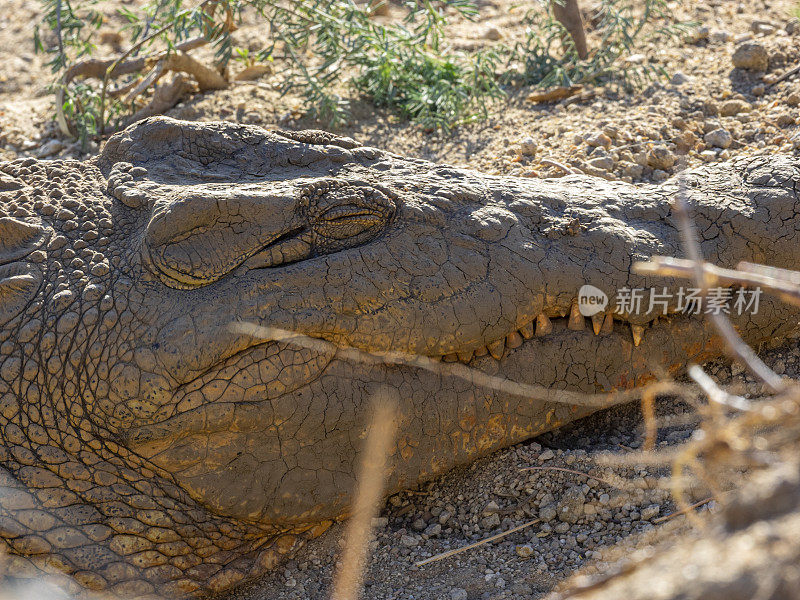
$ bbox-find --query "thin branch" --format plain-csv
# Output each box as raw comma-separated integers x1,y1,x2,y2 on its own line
540,158,582,174
98,0,217,133
55,35,209,136
651,497,714,523
519,466,621,488
766,61,800,87
668,170,786,393
634,256,800,308
331,391,398,600
414,518,540,567
687,365,751,412
230,322,647,409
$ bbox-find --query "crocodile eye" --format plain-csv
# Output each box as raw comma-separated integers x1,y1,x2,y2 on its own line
144,181,396,288
307,182,396,254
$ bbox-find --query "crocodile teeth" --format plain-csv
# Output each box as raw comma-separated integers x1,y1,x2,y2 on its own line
457,349,474,362
567,303,585,331
487,339,505,360
601,313,614,334
535,313,553,336
591,314,604,335
506,331,523,349
518,321,534,339
631,324,645,347
473,345,488,357
443,353,458,362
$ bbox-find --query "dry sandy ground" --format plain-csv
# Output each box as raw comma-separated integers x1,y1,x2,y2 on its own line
1,1,799,599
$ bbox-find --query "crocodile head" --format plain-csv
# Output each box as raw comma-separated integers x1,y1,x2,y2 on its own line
1,117,799,596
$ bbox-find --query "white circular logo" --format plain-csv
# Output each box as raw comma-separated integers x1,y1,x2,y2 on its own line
577,284,608,316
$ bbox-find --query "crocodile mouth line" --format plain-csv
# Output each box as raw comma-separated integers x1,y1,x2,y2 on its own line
432,300,708,365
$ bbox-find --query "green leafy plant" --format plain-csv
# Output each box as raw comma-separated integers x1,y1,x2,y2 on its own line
35,0,688,143
35,0,505,139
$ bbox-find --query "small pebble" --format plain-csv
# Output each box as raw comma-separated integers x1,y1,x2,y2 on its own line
670,71,693,85
517,137,537,156
720,99,752,116
449,588,468,600
484,26,503,41
516,544,535,558
704,128,733,148
585,132,612,148
646,145,676,170
732,41,769,71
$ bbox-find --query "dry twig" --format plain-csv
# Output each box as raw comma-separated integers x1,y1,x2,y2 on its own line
414,519,540,567
331,391,398,600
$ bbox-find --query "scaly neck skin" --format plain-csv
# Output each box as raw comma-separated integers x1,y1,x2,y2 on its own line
0,198,313,600
0,305,313,599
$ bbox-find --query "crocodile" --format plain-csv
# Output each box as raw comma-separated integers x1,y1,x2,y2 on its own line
0,116,799,598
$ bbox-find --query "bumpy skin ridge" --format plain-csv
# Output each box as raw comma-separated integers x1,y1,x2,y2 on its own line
0,117,799,598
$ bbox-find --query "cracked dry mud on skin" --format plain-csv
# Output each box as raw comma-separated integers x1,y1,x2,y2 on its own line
0,115,799,599
230,348,800,600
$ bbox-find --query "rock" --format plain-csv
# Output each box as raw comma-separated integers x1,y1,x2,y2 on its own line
776,113,796,128
554,521,570,534
732,41,769,71
585,132,612,148
588,156,615,171
720,99,752,116
371,516,389,528
449,588,468,600
480,513,501,530
539,504,558,522
787,18,800,35
646,145,675,170
517,136,537,156
624,54,646,65
709,30,731,44
438,510,452,526
620,161,644,179
651,169,669,182
787,93,800,107
423,523,442,537
752,84,765,96
670,71,692,85
36,139,64,158
400,534,418,548
750,20,776,35
483,500,500,515
412,518,427,531
539,448,555,461
516,544,535,558
691,25,710,43
484,26,503,41
641,504,660,520
557,488,586,524
511,583,534,595
704,128,733,149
